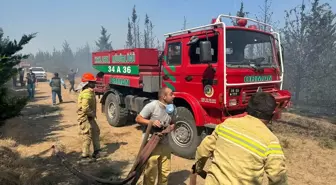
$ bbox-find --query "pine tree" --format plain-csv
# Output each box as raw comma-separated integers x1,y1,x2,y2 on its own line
59,40,75,74
149,21,155,48
255,0,279,31
95,26,113,51
62,40,74,62
136,21,141,48
0,28,36,123
182,16,187,30
230,2,249,25
74,43,91,73
282,0,336,105
126,18,133,48
144,14,150,48
132,5,138,48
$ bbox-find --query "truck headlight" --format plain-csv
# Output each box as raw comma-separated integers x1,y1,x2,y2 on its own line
229,88,241,96
272,92,280,97
229,99,238,106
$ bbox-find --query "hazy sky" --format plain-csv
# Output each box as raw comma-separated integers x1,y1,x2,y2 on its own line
1,0,335,54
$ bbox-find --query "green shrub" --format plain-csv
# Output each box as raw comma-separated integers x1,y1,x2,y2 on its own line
0,28,36,124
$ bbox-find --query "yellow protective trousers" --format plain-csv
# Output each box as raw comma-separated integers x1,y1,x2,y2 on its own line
143,143,171,185
79,118,100,157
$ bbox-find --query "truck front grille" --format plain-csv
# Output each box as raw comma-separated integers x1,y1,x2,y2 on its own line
242,84,277,103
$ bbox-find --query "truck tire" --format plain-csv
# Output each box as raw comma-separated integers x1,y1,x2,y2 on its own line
104,93,128,127
168,107,201,159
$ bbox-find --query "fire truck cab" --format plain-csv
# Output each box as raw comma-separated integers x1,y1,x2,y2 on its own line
93,14,291,159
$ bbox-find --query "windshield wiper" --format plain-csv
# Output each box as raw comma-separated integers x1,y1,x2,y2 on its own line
248,58,265,72
249,63,258,71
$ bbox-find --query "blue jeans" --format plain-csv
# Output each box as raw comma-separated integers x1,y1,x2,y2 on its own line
27,83,35,99
52,90,63,104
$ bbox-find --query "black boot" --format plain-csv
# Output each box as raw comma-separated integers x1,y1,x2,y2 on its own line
92,149,108,159
78,156,95,164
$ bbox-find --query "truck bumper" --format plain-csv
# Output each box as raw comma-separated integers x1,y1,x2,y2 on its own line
36,77,48,81
272,90,292,120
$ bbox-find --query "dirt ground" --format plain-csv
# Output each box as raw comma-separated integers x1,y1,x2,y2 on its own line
0,80,335,185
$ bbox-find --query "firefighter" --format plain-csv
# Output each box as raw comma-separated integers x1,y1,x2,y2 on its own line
135,87,176,185
76,72,106,163
193,92,288,185
49,72,66,105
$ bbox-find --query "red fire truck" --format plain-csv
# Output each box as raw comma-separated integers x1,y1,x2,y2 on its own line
92,15,291,159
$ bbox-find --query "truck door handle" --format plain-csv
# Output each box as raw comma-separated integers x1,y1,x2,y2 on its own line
202,78,218,85
163,75,169,80
185,75,193,81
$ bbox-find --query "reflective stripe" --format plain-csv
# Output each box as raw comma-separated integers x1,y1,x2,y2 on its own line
215,125,285,158
216,126,267,158
266,143,284,156
268,144,282,149
220,125,267,147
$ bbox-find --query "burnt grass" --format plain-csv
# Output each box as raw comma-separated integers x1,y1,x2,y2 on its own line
271,110,336,149
0,144,129,185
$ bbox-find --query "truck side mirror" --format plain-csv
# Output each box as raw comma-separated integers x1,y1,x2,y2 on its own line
158,51,164,64
199,41,212,62
277,44,284,68
281,44,284,59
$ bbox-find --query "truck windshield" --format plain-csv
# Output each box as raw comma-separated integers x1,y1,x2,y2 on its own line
226,30,275,68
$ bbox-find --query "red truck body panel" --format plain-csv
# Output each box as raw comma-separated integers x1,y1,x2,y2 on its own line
92,49,161,89
92,48,158,66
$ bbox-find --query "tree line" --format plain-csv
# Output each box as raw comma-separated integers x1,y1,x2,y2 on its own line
282,0,336,108
0,28,36,123
233,0,336,109
1,0,335,122
25,5,164,78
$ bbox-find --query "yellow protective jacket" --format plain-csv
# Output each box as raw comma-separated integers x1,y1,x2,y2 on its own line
195,115,288,185
77,88,96,124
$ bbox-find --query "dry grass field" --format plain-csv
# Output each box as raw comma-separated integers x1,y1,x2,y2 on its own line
0,80,335,185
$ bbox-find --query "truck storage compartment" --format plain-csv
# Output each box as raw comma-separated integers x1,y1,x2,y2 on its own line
92,48,161,90
92,48,159,66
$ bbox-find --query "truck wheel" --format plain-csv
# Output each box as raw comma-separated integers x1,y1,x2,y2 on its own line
168,107,201,159
104,93,128,127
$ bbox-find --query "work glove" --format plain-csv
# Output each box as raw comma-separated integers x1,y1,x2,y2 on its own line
191,164,196,174
191,163,207,179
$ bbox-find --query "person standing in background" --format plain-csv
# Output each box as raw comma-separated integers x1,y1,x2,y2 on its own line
26,73,34,99
67,68,78,93
12,74,17,88
49,72,66,105
19,68,25,87
28,69,37,98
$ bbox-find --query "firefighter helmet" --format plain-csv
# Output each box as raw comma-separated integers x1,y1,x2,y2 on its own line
81,72,96,82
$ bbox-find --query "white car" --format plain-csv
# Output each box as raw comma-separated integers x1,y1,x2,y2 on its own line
29,67,47,81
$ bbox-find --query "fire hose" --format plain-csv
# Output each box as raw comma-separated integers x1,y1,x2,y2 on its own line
51,122,173,185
